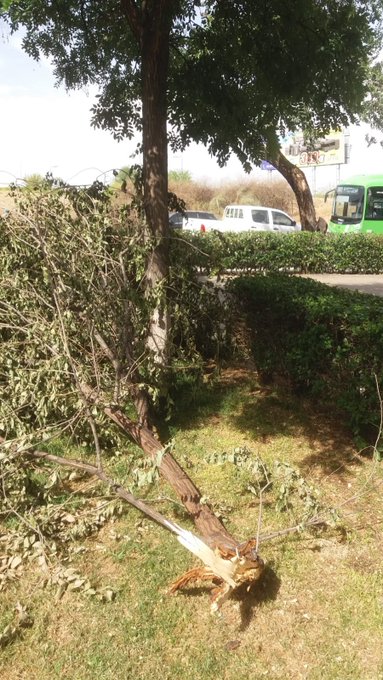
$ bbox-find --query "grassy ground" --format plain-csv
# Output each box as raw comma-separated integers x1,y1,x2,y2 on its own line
1,367,382,680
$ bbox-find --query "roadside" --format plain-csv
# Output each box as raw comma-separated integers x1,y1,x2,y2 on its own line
300,273,383,297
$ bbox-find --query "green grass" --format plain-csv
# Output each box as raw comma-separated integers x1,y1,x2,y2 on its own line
1,367,382,680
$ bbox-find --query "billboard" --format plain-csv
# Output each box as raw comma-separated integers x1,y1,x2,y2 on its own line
282,130,345,167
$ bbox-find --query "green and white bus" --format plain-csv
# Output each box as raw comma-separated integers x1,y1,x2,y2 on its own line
327,174,383,234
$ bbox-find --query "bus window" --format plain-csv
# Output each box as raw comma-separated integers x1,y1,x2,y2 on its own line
366,187,383,220
332,185,364,223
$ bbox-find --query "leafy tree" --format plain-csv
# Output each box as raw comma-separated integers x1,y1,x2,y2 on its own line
2,0,383,547
2,3,381,359
166,1,383,230
3,2,381,229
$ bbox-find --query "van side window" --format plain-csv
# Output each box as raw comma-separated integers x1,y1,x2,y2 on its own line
251,209,269,224
238,209,243,218
272,211,293,226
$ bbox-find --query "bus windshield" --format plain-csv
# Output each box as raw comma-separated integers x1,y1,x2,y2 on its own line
332,185,364,224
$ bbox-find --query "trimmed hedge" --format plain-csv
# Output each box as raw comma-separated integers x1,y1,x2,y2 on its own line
170,231,383,274
228,274,383,438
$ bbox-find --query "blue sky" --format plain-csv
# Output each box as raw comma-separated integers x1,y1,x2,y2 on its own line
1,24,383,190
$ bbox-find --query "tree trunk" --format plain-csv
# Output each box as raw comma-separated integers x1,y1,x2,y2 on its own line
111,3,238,548
139,3,172,425
81,385,236,548
268,150,317,231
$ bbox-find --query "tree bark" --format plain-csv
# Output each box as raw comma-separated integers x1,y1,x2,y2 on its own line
102,3,237,548
140,3,172,420
268,150,317,231
94,3,237,549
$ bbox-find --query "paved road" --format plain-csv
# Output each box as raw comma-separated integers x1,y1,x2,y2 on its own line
300,274,383,298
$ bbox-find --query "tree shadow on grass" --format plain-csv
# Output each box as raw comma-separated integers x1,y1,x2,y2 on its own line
299,445,364,478
233,392,365,477
169,364,363,477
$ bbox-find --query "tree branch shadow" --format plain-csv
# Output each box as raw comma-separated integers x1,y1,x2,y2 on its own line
169,564,281,631
231,564,281,631
170,363,362,477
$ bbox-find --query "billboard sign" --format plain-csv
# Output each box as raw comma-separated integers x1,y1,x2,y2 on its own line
282,130,345,167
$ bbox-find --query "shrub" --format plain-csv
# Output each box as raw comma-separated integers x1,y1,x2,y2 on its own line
23,173,49,190
168,178,217,213
228,275,383,439
0,183,231,442
172,232,383,274
168,170,192,182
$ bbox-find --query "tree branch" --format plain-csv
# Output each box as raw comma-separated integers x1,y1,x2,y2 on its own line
79,382,236,547
5,440,193,538
120,0,142,44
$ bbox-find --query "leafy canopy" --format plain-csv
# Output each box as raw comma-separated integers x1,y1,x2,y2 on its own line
168,0,383,165
3,1,383,168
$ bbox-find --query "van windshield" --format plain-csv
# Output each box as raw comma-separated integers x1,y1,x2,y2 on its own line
332,185,364,224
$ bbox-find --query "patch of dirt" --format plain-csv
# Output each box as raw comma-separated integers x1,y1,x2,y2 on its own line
0,191,14,213
347,545,383,575
219,364,258,385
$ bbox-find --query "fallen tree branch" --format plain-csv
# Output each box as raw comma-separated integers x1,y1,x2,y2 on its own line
258,517,327,544
5,439,265,611
80,384,236,548
17,443,195,536
0,426,235,550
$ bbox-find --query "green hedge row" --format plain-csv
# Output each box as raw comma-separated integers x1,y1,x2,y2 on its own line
228,274,383,440
171,231,383,274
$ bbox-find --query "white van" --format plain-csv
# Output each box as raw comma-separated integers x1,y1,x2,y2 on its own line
169,210,220,232
221,205,300,233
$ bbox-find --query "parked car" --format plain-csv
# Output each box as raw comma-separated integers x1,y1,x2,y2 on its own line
169,210,220,232
221,205,300,233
